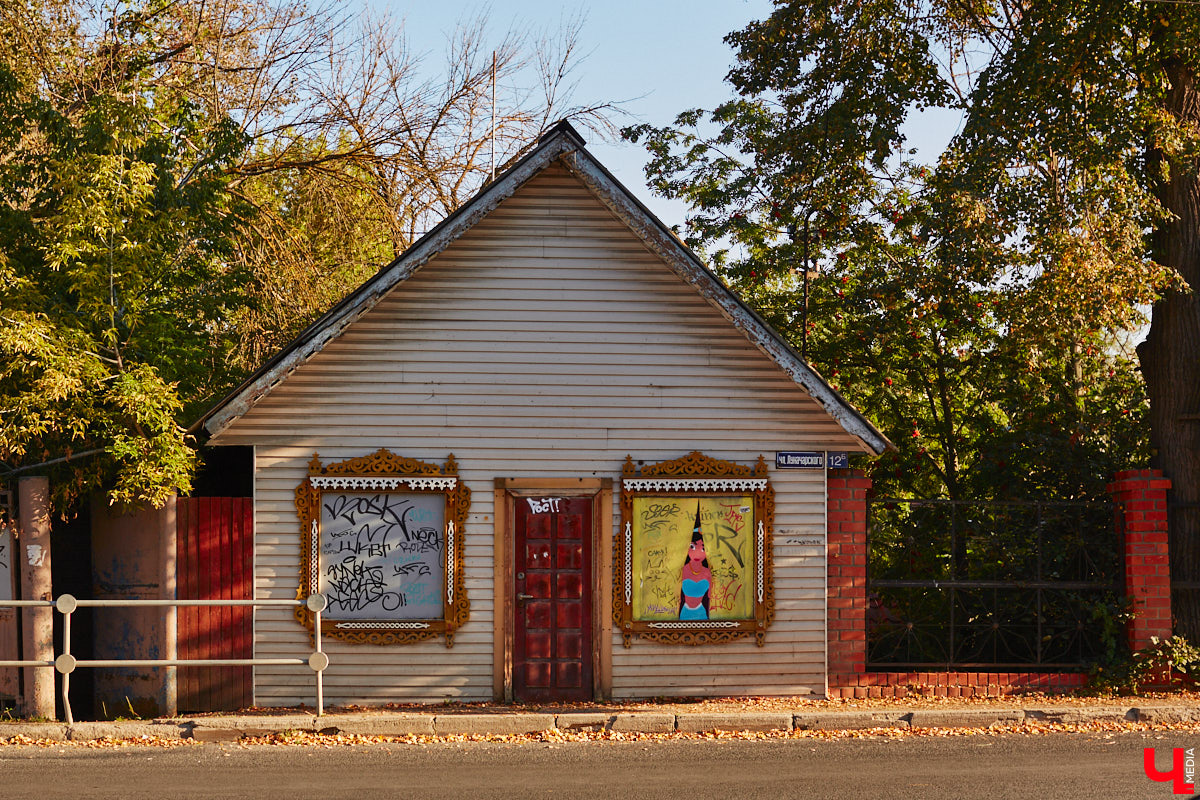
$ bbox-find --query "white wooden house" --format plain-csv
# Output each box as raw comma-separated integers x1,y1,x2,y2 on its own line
197,121,890,706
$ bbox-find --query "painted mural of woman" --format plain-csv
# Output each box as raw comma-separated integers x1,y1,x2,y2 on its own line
678,516,712,620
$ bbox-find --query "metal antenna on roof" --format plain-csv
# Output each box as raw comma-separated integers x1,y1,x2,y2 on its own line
490,51,496,181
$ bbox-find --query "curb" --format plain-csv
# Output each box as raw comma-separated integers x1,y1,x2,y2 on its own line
908,708,1025,729
1,705,1197,742
793,711,909,731
676,713,793,733
432,714,555,736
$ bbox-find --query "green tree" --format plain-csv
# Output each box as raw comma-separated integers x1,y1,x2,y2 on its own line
0,0,621,510
627,4,1150,503
629,0,1200,628
231,136,398,368
0,60,251,509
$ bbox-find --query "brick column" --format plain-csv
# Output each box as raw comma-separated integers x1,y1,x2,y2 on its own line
1108,469,1172,652
827,469,871,695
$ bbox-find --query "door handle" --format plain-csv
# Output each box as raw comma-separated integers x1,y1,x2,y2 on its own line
517,593,535,601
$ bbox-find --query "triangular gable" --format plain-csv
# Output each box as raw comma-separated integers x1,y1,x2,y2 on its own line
195,121,892,455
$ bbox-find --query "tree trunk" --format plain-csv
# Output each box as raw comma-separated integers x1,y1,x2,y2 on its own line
1138,59,1200,642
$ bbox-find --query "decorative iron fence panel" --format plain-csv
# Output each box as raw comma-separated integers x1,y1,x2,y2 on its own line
1169,500,1200,643
867,499,1123,670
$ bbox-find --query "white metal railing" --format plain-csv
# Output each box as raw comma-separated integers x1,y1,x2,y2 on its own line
0,594,329,724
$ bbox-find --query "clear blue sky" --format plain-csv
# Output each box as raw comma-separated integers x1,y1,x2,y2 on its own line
361,0,776,228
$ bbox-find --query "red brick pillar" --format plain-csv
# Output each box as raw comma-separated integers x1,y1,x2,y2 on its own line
1108,469,1172,652
827,469,871,696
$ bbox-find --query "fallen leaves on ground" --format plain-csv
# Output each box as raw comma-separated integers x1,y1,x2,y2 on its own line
2,719,1199,749
6,690,1200,748
227,718,1200,748
0,734,201,749
312,689,1200,717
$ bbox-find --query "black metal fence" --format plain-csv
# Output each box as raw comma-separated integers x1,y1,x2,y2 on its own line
867,499,1124,671
1169,501,1200,643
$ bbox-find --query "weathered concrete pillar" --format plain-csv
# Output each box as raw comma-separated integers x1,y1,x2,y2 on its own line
0,515,18,704
161,498,177,718
17,476,54,720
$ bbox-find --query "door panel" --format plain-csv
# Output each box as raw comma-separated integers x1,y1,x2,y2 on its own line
514,495,593,702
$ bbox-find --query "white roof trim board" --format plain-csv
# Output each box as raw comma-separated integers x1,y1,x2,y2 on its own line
197,122,892,456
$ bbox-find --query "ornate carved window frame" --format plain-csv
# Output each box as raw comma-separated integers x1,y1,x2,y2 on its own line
294,449,470,646
613,451,775,647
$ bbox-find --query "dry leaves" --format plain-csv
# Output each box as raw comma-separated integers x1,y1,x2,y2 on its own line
322,689,1200,717
233,718,1200,748
0,734,201,749
2,720,1198,749
6,690,1200,749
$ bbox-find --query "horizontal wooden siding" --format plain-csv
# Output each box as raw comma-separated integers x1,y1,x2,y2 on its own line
213,164,861,705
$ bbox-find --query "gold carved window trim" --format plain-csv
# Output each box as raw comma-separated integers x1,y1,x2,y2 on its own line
294,449,470,647
612,452,775,647
622,478,769,492
309,476,460,491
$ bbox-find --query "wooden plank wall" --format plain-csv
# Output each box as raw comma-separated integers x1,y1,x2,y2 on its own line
177,497,253,712
211,163,862,705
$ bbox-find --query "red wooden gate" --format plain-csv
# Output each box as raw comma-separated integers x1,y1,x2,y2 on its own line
177,497,253,712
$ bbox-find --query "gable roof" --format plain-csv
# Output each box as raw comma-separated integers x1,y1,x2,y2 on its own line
195,121,892,455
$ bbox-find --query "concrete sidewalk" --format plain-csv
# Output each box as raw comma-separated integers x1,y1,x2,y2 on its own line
2,702,1199,742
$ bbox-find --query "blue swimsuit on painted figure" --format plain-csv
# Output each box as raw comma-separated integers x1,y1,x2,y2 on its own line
679,526,712,620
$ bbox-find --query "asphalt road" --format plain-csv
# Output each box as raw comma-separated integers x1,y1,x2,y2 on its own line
3,730,1198,799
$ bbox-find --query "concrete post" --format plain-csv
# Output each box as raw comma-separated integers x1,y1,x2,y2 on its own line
17,476,54,720
161,496,178,717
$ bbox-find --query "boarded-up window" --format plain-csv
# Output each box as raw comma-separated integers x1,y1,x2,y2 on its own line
629,496,756,622
318,492,446,620
295,450,470,646
615,452,775,646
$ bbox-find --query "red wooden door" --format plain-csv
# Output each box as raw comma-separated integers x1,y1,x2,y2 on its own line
177,497,253,712
514,496,593,702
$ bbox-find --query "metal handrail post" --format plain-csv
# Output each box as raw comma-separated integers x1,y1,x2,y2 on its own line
62,609,71,725
55,595,79,726
316,607,323,717
305,594,328,717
